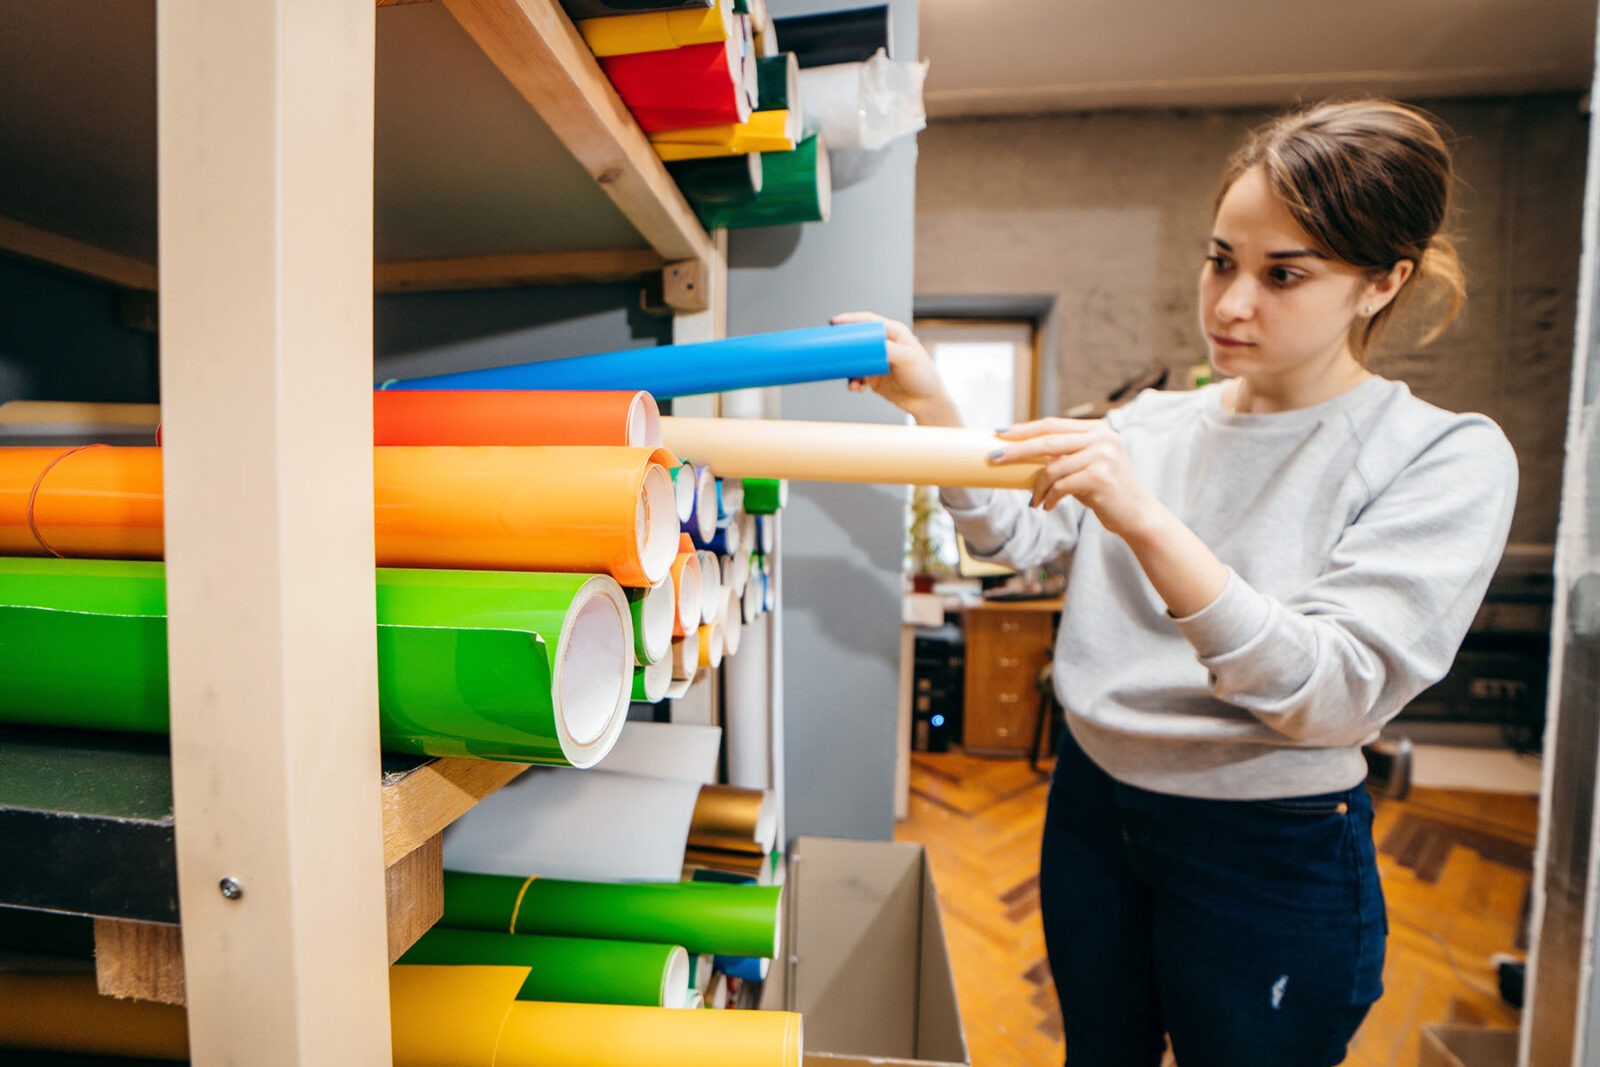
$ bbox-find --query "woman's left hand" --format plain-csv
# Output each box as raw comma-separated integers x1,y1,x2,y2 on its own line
989,418,1162,540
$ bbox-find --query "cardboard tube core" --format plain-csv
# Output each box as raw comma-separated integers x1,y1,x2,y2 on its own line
557,585,630,753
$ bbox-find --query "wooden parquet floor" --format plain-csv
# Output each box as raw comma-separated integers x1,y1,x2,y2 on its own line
895,747,1537,1067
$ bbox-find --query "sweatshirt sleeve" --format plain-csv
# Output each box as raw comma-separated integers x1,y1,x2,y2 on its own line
1171,417,1518,746
938,485,1087,571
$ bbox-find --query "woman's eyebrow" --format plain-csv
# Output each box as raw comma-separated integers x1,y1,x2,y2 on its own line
1266,248,1327,260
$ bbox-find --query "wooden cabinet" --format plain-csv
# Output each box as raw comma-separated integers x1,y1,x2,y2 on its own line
961,599,1062,757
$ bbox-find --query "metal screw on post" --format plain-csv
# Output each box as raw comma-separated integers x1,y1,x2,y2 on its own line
218,877,244,901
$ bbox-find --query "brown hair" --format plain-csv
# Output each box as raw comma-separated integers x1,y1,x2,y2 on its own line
1216,99,1466,360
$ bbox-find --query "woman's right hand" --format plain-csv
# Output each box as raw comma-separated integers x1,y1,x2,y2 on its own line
831,311,963,427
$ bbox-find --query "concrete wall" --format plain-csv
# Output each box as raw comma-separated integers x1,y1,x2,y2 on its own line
916,95,1588,544
727,0,920,843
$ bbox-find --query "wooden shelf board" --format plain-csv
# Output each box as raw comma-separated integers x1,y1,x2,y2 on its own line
0,1,703,272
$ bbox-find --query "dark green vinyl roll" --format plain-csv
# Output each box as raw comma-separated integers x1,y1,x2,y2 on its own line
0,558,632,766
398,927,690,1008
755,53,798,112
442,870,781,959
696,133,830,230
668,153,763,215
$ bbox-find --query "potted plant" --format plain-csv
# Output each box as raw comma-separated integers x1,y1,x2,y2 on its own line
906,485,952,593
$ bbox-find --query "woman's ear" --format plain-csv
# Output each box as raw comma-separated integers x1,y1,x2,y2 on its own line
1365,259,1415,314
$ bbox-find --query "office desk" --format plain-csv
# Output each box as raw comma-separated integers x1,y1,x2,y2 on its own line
961,597,1064,757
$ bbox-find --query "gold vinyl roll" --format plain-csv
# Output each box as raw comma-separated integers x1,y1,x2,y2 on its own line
684,845,769,876
688,783,775,855
578,0,734,58
671,633,700,681
0,400,161,426
0,973,189,1061
495,998,802,1066
661,416,1044,490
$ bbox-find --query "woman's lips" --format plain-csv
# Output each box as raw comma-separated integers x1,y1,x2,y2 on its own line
1208,333,1253,348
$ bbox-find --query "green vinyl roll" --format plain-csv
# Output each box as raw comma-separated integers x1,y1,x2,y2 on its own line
741,478,787,514
442,870,781,959
755,52,798,111
696,133,830,230
668,153,763,214
0,558,633,766
397,927,690,1009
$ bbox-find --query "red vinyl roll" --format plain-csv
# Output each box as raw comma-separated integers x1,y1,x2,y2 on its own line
601,39,750,133
373,390,662,448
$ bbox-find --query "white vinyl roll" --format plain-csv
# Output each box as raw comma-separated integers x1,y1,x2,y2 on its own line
442,767,702,883
723,612,771,791
594,721,723,783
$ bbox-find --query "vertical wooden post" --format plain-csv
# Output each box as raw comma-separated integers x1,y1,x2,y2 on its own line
158,0,391,1060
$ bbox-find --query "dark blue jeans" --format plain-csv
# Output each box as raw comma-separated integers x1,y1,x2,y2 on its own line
1040,729,1386,1066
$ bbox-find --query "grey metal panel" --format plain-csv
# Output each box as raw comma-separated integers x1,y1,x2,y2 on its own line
728,0,919,843
1526,12,1600,1065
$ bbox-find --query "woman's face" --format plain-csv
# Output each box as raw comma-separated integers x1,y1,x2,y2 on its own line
1198,166,1373,389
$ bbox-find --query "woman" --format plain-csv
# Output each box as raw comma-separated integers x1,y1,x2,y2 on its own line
839,99,1518,1066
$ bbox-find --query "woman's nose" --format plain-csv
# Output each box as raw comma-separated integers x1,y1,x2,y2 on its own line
1214,276,1257,321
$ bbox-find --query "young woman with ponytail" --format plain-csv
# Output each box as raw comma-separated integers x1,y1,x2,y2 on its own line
837,99,1517,1065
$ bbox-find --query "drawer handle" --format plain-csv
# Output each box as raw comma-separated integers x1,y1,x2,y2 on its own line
1000,622,1020,633
998,656,1018,668
998,693,1020,704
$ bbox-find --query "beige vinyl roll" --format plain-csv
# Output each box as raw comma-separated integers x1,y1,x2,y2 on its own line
671,634,700,682
718,587,742,658
697,550,722,625
661,416,1045,489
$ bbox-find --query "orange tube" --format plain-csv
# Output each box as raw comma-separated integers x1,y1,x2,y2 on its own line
373,390,662,448
0,445,681,587
670,548,703,638
0,446,165,558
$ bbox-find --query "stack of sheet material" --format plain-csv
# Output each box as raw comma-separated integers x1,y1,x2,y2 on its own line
593,0,757,134
0,558,633,766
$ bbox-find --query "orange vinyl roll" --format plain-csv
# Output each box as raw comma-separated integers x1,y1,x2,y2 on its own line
372,390,663,448
0,446,164,558
374,447,680,586
0,445,681,586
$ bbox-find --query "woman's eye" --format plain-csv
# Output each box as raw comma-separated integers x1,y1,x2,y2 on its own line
1268,266,1305,286
1205,255,1232,272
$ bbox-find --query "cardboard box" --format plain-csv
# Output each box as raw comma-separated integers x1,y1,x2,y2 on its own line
761,836,970,1066
1417,1024,1518,1067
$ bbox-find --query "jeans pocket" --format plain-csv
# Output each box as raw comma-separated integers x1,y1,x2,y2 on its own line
1253,792,1352,817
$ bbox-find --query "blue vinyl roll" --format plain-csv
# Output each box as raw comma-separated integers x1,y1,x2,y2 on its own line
380,322,889,400
707,524,737,555
685,464,718,546
714,954,770,981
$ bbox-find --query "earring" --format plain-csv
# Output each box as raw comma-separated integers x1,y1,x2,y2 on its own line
1363,305,1374,316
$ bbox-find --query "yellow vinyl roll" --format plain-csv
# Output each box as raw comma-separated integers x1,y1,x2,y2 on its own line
697,621,724,669
579,0,733,57
661,416,1045,490
0,973,189,1061
494,999,803,1067
391,965,525,1066
688,783,776,855
651,110,797,160
671,633,699,681
0,400,161,426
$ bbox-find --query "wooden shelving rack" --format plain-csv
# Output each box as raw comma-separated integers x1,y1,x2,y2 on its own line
0,0,729,1059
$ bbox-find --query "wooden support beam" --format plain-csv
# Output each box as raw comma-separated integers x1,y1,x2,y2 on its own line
0,215,158,292
439,0,713,270
94,834,445,1006
375,248,660,293
381,758,530,868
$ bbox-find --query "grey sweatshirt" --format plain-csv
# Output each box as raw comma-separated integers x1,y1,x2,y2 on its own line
942,377,1518,800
